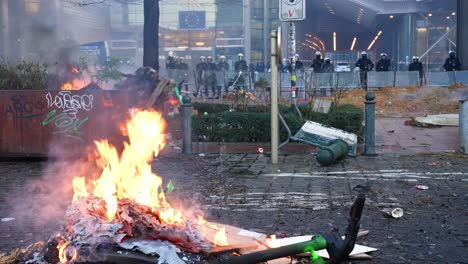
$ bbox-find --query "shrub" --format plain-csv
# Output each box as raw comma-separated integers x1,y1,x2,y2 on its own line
193,112,303,142
192,102,230,114
325,104,364,135
192,103,364,142
0,61,48,90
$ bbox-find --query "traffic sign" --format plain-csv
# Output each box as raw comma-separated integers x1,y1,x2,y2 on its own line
279,0,306,21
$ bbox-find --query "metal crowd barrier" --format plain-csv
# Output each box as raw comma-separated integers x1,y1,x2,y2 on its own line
158,69,468,98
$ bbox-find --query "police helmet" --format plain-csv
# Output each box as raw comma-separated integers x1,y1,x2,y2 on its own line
315,51,322,56
361,51,368,56
412,56,419,60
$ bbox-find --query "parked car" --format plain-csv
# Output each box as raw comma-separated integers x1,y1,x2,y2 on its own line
335,62,351,72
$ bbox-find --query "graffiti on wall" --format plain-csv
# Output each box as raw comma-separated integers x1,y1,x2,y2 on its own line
42,91,94,142
3,95,47,121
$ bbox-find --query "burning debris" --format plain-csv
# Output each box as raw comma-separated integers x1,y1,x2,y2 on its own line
23,109,250,264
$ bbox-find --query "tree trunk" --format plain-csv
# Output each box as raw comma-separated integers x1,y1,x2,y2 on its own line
143,0,159,70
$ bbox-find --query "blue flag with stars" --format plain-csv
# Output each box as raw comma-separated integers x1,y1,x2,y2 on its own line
179,11,206,29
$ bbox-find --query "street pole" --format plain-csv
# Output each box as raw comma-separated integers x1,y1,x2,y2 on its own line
243,0,251,64
263,0,270,69
271,30,279,164
364,93,377,156
289,22,297,107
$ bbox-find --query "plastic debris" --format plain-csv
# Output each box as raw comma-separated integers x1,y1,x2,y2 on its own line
1,217,15,222
203,112,209,117
199,153,206,157
382,208,404,218
256,147,264,154
119,239,185,264
427,162,438,166
415,185,429,190
166,180,175,193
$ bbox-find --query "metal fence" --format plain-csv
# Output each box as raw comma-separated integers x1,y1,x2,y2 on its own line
160,69,468,98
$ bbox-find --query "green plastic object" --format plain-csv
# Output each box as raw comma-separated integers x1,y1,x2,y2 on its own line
166,180,175,193
174,85,183,104
203,112,209,117
316,139,350,166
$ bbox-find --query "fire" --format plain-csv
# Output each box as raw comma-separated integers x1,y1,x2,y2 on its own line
72,177,88,202
70,109,232,248
60,79,88,90
72,110,181,223
214,227,229,246
266,235,281,248
71,67,80,74
57,240,77,263
61,82,73,91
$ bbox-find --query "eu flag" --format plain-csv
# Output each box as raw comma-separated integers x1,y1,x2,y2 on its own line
179,11,206,29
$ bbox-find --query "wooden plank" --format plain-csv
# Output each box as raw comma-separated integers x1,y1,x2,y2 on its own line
199,221,266,255
146,79,169,108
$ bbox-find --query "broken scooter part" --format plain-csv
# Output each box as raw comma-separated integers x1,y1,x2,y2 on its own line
225,192,366,264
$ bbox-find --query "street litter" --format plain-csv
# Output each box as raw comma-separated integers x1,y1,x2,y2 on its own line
1,217,15,222
382,208,404,218
415,114,459,127
199,153,206,157
415,185,429,190
428,162,438,166
256,147,264,154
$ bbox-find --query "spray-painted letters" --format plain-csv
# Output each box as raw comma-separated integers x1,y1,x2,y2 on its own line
45,91,93,119
42,91,94,142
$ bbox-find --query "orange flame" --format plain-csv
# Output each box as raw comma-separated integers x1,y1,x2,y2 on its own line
57,240,78,263
57,241,69,263
72,110,181,224
71,67,79,74
71,110,232,246
214,227,229,246
61,82,73,91
266,235,281,248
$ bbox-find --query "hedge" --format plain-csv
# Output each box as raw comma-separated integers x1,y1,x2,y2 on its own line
192,104,363,142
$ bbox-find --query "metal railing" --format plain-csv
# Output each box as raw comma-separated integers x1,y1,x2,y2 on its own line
159,69,468,98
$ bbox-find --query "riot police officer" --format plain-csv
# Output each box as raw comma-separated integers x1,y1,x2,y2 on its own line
376,53,391,72
409,56,424,85
321,58,335,73
443,50,462,71
355,51,374,89
205,56,217,97
311,51,324,73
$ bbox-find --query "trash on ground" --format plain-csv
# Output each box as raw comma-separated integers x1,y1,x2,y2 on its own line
415,114,459,127
415,185,429,190
382,207,404,218
199,153,206,157
256,147,264,154
428,162,438,166
1,218,15,222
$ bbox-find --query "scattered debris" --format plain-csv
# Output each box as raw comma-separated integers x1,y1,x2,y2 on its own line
118,239,185,264
428,162,438,166
382,208,404,218
256,147,264,154
199,153,206,157
0,242,44,264
415,114,459,127
415,185,429,190
1,217,15,222
312,99,333,114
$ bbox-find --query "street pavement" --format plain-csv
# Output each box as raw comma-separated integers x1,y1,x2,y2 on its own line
0,152,466,263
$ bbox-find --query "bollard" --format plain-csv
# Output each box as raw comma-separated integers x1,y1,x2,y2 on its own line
316,139,350,166
182,94,192,154
460,100,468,154
364,93,377,156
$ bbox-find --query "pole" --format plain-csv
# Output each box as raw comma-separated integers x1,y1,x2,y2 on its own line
457,0,468,70
243,0,251,64
182,94,192,154
271,30,279,164
289,22,297,107
263,0,270,69
460,100,468,154
364,93,377,156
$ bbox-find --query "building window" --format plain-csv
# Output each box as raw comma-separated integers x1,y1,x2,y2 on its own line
128,4,144,25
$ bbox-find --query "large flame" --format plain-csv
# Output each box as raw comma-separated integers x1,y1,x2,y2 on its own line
57,240,77,263
71,110,188,225
71,109,229,247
